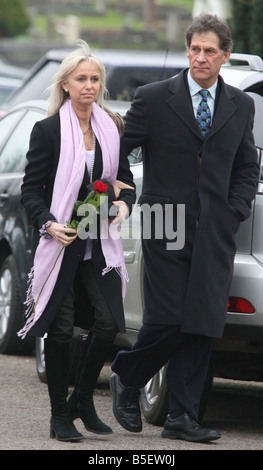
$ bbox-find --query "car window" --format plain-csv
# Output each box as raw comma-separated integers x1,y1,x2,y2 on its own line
128,147,142,165
0,86,16,104
247,91,263,149
0,109,45,173
0,110,24,149
4,57,186,108
107,67,180,100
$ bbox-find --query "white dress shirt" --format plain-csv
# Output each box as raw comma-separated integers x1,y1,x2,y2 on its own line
187,70,218,123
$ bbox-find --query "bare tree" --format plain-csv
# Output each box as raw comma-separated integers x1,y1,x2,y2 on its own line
144,0,156,32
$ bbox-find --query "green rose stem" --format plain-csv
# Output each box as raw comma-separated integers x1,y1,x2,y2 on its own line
66,190,107,236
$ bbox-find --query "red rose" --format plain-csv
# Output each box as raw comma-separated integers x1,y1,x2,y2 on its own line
93,181,108,194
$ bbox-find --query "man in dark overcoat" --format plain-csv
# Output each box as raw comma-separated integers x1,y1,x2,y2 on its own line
110,14,260,442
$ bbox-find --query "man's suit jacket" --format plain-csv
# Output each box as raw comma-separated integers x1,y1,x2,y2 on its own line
121,69,259,338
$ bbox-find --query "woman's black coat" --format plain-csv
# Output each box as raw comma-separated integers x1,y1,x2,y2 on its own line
21,112,136,337
121,69,259,338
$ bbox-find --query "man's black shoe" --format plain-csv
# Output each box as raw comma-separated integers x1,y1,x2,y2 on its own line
161,413,221,443
109,373,142,433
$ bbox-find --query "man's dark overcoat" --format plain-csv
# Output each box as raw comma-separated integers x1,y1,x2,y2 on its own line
121,69,259,338
21,112,136,337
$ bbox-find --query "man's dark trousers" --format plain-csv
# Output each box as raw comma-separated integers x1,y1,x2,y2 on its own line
111,324,212,421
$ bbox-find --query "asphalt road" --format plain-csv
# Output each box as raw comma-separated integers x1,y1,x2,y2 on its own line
0,354,263,452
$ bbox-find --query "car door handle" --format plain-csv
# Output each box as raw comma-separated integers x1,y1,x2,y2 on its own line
124,251,135,263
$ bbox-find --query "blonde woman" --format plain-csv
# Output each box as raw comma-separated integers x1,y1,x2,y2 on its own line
19,40,135,441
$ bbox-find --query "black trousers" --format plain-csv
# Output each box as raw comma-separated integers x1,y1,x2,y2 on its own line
111,324,212,421
47,260,118,343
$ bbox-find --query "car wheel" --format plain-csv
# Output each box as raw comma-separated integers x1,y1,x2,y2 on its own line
140,364,169,426
140,360,214,426
35,337,46,383
0,254,33,355
36,335,85,385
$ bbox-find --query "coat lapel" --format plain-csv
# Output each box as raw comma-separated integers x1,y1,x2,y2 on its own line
167,71,202,140
167,71,237,141
207,75,237,139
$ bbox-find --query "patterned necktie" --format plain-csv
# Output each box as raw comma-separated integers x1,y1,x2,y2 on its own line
196,89,211,138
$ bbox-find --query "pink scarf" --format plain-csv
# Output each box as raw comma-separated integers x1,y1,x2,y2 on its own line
18,99,127,339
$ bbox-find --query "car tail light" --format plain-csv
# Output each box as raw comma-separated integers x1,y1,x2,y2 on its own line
228,297,255,314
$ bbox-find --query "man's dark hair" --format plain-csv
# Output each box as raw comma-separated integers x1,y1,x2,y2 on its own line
185,14,233,52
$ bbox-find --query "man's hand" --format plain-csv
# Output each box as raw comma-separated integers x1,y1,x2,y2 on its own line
113,180,134,198
110,201,129,225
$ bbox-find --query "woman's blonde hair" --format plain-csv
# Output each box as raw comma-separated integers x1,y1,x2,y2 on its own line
47,40,124,134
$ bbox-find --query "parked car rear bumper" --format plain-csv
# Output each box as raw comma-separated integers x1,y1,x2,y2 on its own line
227,253,263,328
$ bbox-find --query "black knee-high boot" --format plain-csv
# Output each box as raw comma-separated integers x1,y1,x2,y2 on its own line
68,336,113,434
44,339,85,441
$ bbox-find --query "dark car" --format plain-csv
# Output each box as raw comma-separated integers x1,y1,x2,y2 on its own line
0,77,23,105
0,48,188,116
0,57,28,80
0,101,47,354
0,58,27,106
